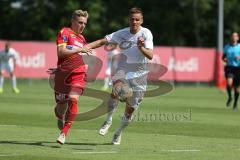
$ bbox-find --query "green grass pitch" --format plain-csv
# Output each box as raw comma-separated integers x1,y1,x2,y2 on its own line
0,79,240,160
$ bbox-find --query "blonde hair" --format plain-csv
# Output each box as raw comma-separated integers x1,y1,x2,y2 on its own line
72,10,88,20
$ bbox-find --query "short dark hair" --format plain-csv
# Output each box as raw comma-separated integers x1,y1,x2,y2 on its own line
5,41,11,47
129,7,143,16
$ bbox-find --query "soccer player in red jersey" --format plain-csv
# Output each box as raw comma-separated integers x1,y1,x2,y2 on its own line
53,10,91,144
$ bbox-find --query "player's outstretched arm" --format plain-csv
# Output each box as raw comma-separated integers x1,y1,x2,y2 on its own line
57,45,91,58
86,38,108,49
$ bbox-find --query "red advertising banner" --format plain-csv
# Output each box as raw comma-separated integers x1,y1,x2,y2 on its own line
0,40,57,78
150,47,216,81
0,40,217,82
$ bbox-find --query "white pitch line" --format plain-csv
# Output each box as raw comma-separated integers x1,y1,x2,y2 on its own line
161,149,201,152
0,124,17,127
0,154,22,157
73,151,118,154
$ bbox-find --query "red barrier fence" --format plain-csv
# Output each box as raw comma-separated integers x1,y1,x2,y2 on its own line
0,40,224,83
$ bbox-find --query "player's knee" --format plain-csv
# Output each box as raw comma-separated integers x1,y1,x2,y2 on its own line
126,91,144,110
69,94,79,101
227,79,234,87
111,80,132,102
227,82,233,88
126,98,143,110
68,98,78,114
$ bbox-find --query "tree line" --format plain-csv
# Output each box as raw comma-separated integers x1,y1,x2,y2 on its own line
0,0,239,47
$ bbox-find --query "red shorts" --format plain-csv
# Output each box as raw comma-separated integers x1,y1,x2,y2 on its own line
54,69,86,103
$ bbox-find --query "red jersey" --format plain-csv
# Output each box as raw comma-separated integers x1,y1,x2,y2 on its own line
56,27,87,73
54,27,87,96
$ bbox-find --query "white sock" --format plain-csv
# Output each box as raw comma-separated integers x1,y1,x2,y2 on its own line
106,96,119,124
103,77,110,88
0,76,4,88
114,115,132,136
12,76,17,89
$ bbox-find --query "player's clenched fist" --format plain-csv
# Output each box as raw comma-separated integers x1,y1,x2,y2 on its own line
137,36,145,48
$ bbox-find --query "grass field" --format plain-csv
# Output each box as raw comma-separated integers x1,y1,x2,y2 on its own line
0,79,240,160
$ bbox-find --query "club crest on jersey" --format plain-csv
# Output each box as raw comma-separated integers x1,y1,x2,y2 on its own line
62,36,68,42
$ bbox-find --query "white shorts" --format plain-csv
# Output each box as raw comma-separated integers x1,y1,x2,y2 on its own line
0,62,14,73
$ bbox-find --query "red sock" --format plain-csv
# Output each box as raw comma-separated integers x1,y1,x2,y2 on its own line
65,99,78,122
62,122,72,135
61,99,78,135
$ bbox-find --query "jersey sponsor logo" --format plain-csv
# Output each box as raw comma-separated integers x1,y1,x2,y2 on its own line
74,41,83,47
119,40,134,49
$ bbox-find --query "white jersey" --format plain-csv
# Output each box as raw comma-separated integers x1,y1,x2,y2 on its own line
0,48,19,72
105,26,153,91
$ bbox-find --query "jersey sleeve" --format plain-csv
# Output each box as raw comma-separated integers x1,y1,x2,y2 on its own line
143,29,154,50
105,31,121,44
56,28,69,47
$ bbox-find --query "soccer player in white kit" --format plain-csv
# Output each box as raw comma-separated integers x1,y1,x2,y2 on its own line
0,42,20,93
87,7,153,145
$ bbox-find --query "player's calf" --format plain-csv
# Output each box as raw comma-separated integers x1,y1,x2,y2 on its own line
54,103,68,130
